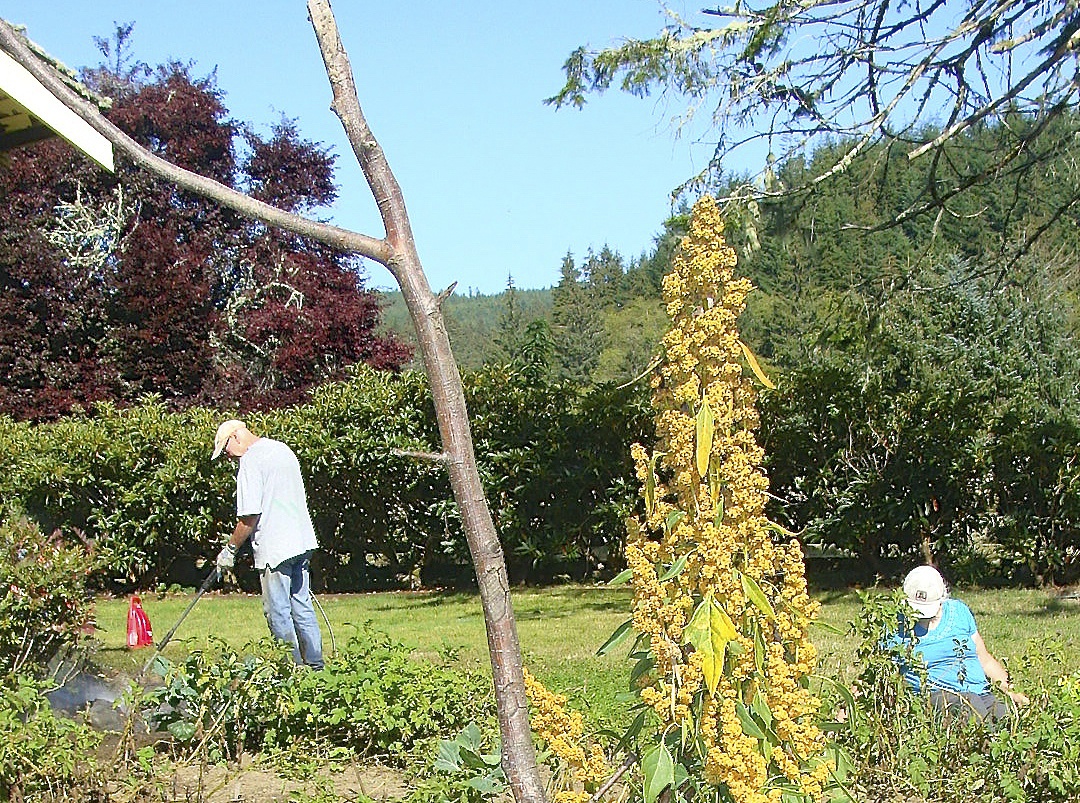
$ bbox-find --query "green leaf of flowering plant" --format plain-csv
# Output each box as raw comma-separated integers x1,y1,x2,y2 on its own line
658,553,689,583
811,674,858,732
695,397,715,478
665,510,686,535
630,653,656,686
597,618,635,656
735,701,767,740
739,571,776,621
713,485,725,527
645,451,663,516
764,518,801,538
738,339,776,389
683,592,739,695
641,741,675,803
609,568,634,586
615,710,647,756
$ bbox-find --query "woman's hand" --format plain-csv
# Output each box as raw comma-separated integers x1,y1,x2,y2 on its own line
1006,688,1030,706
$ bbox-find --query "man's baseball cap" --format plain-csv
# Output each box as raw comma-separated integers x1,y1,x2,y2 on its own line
902,565,948,618
212,419,245,459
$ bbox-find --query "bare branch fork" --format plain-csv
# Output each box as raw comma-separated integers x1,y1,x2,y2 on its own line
0,9,546,803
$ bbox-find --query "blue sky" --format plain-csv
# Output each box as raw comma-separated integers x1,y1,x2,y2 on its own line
3,1,724,295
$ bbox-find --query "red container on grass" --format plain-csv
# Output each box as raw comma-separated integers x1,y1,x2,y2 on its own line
126,595,153,648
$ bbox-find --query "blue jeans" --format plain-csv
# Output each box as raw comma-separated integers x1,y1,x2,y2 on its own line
260,551,324,670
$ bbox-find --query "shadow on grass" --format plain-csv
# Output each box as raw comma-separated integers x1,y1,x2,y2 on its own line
1017,598,1080,618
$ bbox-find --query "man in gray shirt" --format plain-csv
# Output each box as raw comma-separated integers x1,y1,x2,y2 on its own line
212,419,324,669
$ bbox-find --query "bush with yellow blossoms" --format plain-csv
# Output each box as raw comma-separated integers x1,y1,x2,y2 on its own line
524,195,842,803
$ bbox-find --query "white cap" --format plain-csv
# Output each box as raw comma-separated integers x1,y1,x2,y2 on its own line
212,419,244,460
902,565,948,618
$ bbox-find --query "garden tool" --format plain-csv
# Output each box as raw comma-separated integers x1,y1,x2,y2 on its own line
138,566,220,679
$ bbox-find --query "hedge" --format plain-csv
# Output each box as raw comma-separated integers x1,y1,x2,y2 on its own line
0,365,651,591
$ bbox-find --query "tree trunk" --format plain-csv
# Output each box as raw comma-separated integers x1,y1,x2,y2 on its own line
0,12,546,803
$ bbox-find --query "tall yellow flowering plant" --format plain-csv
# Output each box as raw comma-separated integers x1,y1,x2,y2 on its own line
622,195,831,803
523,196,837,803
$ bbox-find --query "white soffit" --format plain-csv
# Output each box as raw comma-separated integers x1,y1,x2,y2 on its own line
0,47,113,171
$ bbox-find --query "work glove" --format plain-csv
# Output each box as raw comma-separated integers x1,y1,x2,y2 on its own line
216,542,238,571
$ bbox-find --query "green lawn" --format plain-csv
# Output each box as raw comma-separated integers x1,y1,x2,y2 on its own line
93,583,1080,727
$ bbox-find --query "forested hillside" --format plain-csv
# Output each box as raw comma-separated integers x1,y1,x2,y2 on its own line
375,116,1080,584
377,286,553,372
391,115,1080,387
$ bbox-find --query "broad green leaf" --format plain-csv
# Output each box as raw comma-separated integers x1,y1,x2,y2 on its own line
753,625,765,673
641,742,675,803
609,568,634,586
460,722,483,749
167,720,197,741
658,553,689,583
683,593,738,695
740,572,776,621
597,618,635,656
466,777,506,795
735,702,766,740
673,761,689,789
459,745,485,770
738,339,776,389
435,738,461,771
695,398,714,478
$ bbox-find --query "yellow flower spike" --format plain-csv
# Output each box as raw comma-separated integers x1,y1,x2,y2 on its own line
522,196,826,803
627,196,827,803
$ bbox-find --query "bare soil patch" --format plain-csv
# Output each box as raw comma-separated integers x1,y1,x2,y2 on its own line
166,760,410,802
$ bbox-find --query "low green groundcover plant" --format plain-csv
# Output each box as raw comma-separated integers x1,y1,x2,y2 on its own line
144,625,495,763
827,590,1080,802
0,673,103,800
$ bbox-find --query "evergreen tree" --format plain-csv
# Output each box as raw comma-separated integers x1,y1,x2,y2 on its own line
582,245,626,307
494,273,525,363
551,252,602,382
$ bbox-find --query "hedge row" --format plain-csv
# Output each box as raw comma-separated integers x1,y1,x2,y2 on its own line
0,365,652,591
5,358,1079,592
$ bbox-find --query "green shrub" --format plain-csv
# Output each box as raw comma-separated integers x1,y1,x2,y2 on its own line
145,626,494,763
0,509,97,673
0,673,103,800
0,364,651,591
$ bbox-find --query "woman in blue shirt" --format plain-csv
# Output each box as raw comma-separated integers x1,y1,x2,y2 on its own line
894,565,1028,721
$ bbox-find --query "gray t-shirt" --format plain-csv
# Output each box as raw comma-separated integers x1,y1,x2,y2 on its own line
236,438,318,569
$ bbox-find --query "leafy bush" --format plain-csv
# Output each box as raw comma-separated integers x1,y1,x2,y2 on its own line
832,591,1080,802
760,270,1080,584
145,627,494,763
0,673,103,800
0,363,650,591
0,508,97,673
